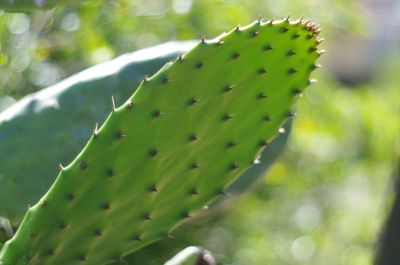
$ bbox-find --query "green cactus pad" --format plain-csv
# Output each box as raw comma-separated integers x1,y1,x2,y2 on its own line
0,18,321,265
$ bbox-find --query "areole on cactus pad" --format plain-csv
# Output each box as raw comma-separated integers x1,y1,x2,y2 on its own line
0,18,322,265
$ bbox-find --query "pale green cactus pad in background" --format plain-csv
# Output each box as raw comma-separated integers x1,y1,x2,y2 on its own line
0,18,322,265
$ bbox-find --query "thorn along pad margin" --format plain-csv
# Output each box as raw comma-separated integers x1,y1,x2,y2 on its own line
0,18,322,265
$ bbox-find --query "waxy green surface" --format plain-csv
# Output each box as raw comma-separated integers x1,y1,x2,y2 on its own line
0,18,321,265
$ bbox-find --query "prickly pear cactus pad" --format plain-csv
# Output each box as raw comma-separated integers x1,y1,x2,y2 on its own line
0,18,322,265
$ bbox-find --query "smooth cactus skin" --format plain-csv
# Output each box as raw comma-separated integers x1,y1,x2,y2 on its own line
0,41,195,224
0,18,321,265
0,0,90,12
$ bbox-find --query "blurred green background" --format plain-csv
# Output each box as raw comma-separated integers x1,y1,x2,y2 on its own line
0,0,399,264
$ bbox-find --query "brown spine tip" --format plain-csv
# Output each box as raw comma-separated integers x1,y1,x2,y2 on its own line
251,31,259,37
143,74,149,82
59,163,65,171
235,25,241,32
46,250,55,256
178,54,184,62
305,21,320,33
201,36,207,44
59,222,67,229
40,199,47,206
79,255,86,261
288,68,298,74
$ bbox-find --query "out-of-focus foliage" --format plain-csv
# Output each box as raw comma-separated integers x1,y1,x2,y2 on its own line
0,0,88,13
1,0,399,265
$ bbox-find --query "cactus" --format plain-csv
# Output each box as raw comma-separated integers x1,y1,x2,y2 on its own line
163,246,215,265
0,39,289,226
0,18,321,265
0,41,195,224
0,0,90,12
